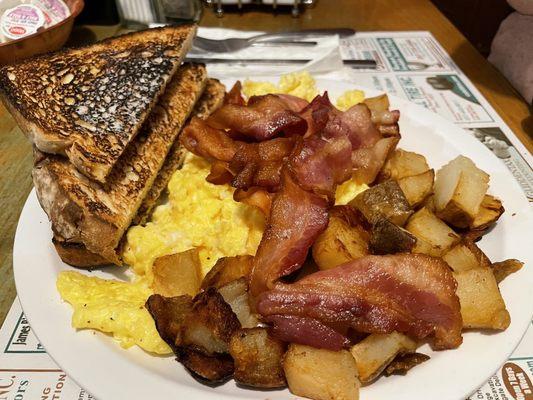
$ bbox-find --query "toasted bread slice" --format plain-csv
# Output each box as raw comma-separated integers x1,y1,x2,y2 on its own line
53,78,226,268
1,25,196,183
33,64,207,264
134,78,226,225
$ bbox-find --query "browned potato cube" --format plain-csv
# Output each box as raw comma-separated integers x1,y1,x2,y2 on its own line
201,255,253,290
152,249,202,297
442,243,480,273
492,259,523,284
145,294,192,348
434,156,489,228
350,181,413,226
378,149,430,182
181,288,241,354
177,346,234,383
218,278,259,328
284,344,360,400
350,332,417,382
369,218,417,255
422,194,436,213
312,206,370,270
470,194,504,231
383,352,430,376
398,169,434,207
229,328,286,388
406,208,460,257
454,268,510,330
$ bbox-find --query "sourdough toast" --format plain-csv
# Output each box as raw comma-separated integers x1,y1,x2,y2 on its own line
1,25,196,183
53,78,226,268
33,64,207,264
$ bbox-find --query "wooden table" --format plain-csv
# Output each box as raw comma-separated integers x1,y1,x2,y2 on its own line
1,0,531,324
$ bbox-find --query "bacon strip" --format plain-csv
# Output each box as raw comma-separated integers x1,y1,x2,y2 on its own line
208,94,307,141
264,315,351,351
257,254,463,350
249,171,329,297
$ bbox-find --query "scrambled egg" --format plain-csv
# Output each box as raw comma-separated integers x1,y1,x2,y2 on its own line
123,153,265,279
57,72,370,355
57,271,171,354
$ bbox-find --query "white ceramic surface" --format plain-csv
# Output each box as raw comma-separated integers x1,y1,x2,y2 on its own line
13,78,533,400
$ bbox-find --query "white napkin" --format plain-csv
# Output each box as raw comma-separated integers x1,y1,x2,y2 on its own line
192,27,345,78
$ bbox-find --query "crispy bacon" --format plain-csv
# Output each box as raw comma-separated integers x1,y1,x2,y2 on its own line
225,81,245,106
207,94,307,141
257,254,463,350
275,94,309,113
249,171,329,297
265,315,351,351
180,117,239,163
234,188,273,217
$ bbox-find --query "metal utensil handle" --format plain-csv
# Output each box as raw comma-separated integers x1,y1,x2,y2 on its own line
250,28,355,43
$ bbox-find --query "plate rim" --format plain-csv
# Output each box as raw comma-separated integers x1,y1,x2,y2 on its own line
13,77,533,400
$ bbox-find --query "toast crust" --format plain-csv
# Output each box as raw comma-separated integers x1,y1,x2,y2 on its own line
1,25,196,183
34,64,207,264
134,78,226,225
55,78,226,268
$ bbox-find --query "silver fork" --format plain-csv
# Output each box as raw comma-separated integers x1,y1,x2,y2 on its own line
192,28,355,53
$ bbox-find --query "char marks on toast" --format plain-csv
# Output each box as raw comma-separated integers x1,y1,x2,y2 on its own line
1,25,196,183
134,78,226,225
34,64,207,264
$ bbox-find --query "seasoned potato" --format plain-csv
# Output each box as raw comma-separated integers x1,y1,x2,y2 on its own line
406,208,460,257
454,267,510,330
398,169,434,207
229,328,286,388
201,255,253,290
378,149,430,182
422,194,436,213
152,249,202,297
182,288,241,355
145,294,192,348
350,332,417,382
350,181,413,226
443,243,480,273
218,278,259,329
470,194,504,231
492,259,523,284
284,344,360,400
369,218,417,255
312,206,370,270
177,346,234,383
434,156,489,228
383,352,430,376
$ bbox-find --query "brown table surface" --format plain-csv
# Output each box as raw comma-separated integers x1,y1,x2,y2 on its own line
1,0,531,325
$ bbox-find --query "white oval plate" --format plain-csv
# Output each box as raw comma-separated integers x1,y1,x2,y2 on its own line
14,78,533,400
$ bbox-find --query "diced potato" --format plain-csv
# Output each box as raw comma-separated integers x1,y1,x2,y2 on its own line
369,218,417,255
383,352,430,376
218,278,259,329
470,194,504,231
312,206,370,270
492,259,523,284
201,255,253,290
454,268,510,330
398,169,434,207
350,181,413,226
181,288,241,355
177,346,234,383
229,328,286,388
434,156,489,228
350,332,417,382
422,194,436,213
378,149,430,182
152,249,202,297
284,344,360,400
364,93,390,113
442,243,480,273
406,208,460,257
145,294,193,348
